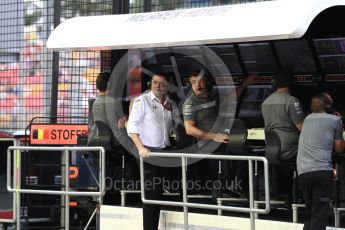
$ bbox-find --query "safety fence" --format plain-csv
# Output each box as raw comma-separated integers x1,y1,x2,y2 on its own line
140,152,270,230
7,146,105,230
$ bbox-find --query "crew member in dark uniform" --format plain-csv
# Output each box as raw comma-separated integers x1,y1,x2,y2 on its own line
261,68,305,161
182,71,255,194
261,68,305,199
183,71,255,149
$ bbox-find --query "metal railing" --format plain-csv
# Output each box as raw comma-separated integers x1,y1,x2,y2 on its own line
140,153,270,230
7,146,105,230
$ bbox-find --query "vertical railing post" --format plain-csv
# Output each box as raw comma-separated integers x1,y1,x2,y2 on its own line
15,149,21,230
263,158,270,212
248,160,255,230
140,157,145,200
181,156,188,230
100,148,105,204
254,161,259,200
64,149,70,230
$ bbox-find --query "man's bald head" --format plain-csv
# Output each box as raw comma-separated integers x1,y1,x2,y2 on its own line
311,96,325,113
311,93,334,113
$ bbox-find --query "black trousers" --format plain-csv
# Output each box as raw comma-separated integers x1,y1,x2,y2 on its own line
142,162,163,230
140,148,181,230
298,170,333,230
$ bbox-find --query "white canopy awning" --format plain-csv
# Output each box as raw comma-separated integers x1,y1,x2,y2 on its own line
46,0,345,51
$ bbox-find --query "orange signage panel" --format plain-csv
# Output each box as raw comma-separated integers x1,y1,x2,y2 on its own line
69,166,79,179
30,124,88,145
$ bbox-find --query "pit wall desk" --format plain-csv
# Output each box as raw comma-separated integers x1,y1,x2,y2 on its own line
247,128,345,141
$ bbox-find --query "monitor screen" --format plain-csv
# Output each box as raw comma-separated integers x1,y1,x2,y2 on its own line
238,43,276,74
171,46,206,79
314,38,345,55
275,40,317,73
314,38,345,74
208,44,242,75
318,55,345,74
237,85,273,117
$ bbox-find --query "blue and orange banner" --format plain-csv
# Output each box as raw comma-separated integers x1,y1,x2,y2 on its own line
30,124,88,145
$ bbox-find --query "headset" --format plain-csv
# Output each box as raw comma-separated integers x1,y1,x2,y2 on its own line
146,78,152,90
315,93,335,114
270,77,276,89
187,70,215,93
204,71,216,92
146,72,170,91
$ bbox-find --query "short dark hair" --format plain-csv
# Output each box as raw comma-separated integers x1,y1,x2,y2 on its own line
274,68,294,88
147,73,169,90
96,72,110,92
188,70,208,83
188,69,208,77
151,72,169,82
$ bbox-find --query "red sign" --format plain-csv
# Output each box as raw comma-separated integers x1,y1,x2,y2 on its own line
30,124,88,145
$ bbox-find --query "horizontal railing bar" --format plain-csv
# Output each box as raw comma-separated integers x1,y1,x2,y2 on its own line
142,198,268,214
149,152,268,162
7,188,102,196
8,146,104,151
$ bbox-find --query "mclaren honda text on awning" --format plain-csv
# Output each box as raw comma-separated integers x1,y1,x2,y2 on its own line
46,0,345,51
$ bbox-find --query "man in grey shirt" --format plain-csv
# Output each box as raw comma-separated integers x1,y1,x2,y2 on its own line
91,72,139,199
262,68,305,161
297,94,344,230
183,71,255,150
182,71,255,196
91,72,128,145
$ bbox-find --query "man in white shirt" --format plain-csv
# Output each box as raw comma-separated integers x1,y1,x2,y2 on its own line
127,73,180,230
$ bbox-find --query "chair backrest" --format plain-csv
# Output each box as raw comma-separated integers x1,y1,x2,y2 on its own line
88,120,119,151
264,129,282,165
226,118,248,155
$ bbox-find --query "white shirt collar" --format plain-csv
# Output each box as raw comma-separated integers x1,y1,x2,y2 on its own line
149,91,170,105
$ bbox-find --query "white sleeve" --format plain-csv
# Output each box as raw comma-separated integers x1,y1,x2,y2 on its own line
127,96,144,134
